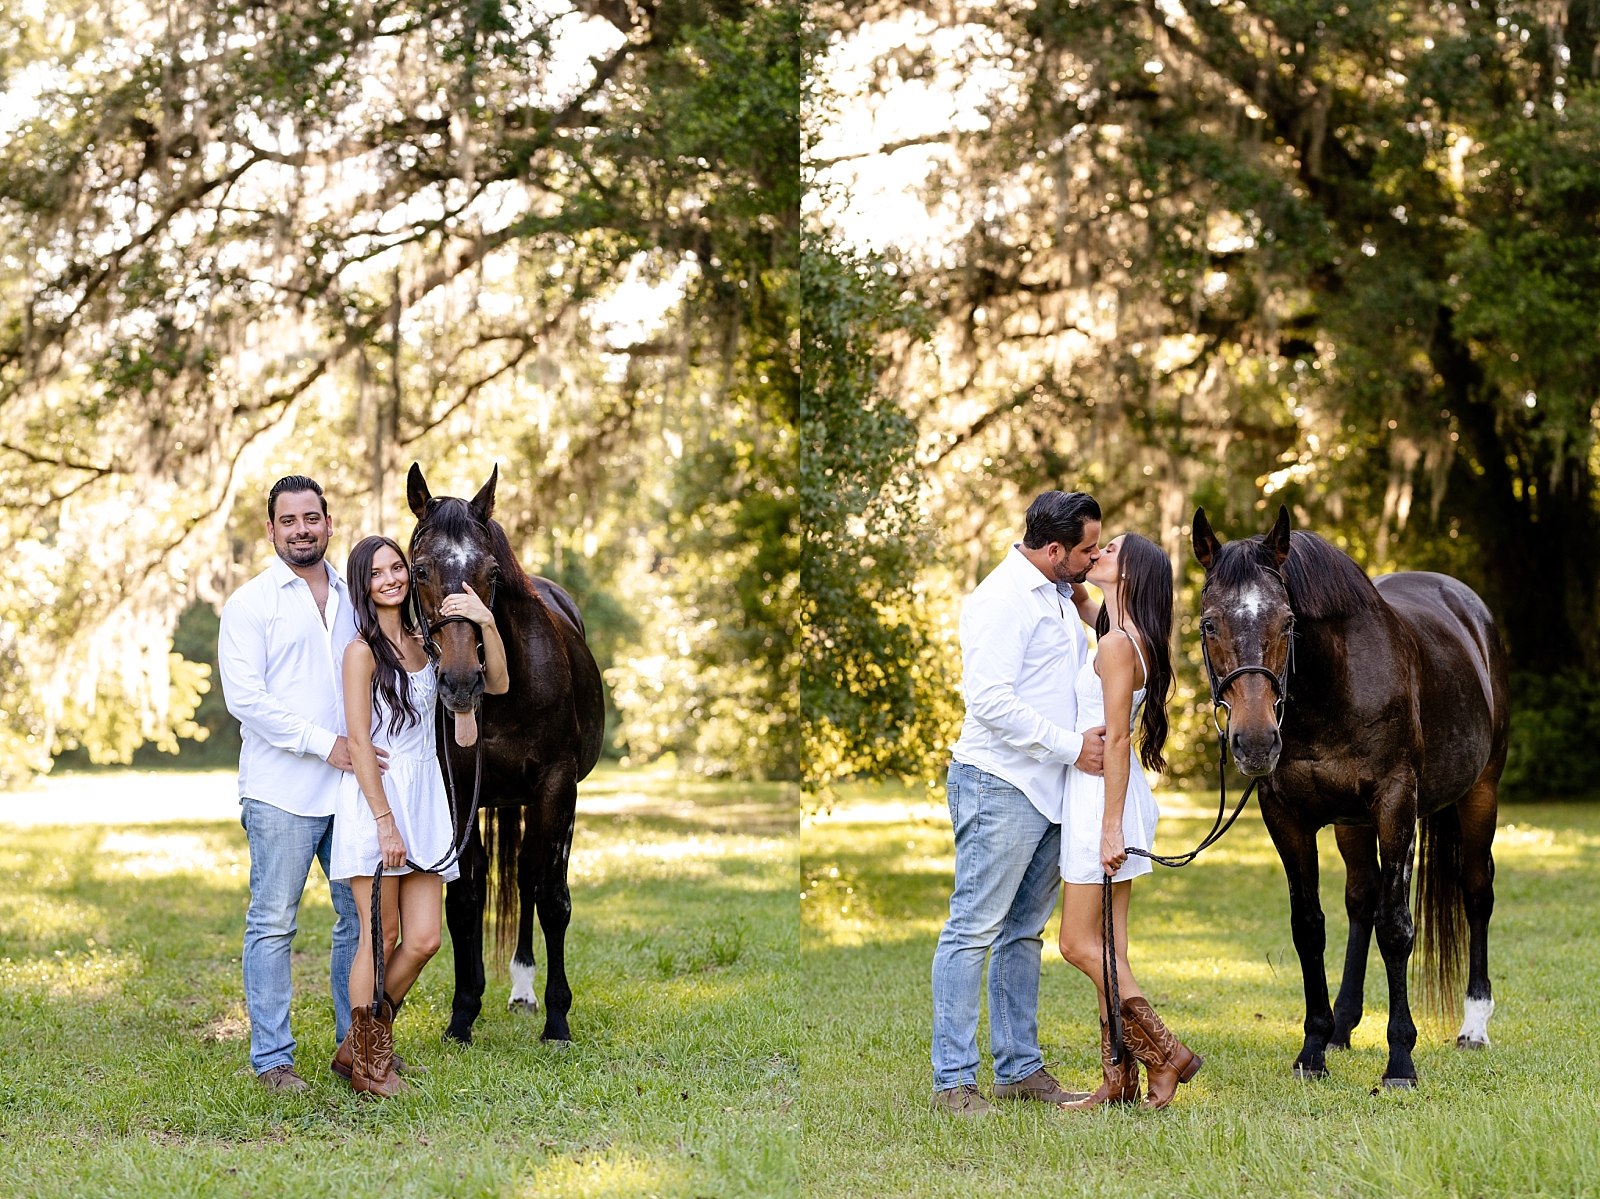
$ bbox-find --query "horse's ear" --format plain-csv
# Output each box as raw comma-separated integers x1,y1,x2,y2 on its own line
407,463,432,518
1267,504,1292,568
469,464,498,525
1192,507,1221,572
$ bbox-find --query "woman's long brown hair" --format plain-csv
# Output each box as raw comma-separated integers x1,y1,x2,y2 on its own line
346,535,425,737
1093,532,1175,772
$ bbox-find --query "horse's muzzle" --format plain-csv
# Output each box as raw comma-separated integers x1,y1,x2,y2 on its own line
438,668,485,713
1230,726,1282,778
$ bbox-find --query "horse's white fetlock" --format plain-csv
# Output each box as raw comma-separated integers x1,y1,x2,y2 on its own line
508,958,539,1013
1456,995,1493,1048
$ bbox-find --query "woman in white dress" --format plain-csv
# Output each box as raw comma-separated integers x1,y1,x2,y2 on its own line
1057,532,1202,1111
330,535,508,1095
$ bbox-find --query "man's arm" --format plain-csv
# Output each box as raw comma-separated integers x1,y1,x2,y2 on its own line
962,596,1103,772
217,597,340,761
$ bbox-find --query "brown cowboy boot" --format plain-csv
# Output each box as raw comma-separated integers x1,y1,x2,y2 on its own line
333,994,423,1079
1119,996,1201,1110
1060,1021,1141,1111
349,1004,407,1098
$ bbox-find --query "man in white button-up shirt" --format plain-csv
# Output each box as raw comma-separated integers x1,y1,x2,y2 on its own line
931,491,1107,1115
218,475,368,1092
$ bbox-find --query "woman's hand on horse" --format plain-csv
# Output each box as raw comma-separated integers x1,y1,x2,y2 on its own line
1101,829,1127,875
440,583,494,628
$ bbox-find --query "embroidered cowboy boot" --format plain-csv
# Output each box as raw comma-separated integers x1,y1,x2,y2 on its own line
1118,996,1201,1110
349,1004,407,1098
1060,1020,1141,1111
333,992,422,1079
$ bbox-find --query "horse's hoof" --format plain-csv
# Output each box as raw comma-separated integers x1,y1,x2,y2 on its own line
443,1023,474,1046
1456,1035,1489,1051
1292,1063,1328,1080
540,1026,572,1045
1328,1039,1352,1052
1380,1076,1416,1090
508,998,539,1016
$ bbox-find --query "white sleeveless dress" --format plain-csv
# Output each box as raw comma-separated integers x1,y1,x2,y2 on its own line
330,660,460,883
1061,636,1159,885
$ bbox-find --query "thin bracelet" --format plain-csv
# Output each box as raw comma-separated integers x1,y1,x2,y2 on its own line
368,805,393,820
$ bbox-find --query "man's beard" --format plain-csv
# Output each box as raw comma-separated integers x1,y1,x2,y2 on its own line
278,537,327,567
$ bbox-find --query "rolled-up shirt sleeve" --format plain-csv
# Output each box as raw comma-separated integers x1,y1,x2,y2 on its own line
218,598,339,761
960,595,1085,766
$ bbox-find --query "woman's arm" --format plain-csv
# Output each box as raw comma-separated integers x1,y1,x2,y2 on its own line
1069,580,1102,628
441,582,510,695
342,640,406,869
1097,631,1137,877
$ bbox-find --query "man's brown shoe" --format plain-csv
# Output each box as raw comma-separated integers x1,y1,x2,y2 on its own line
992,1067,1090,1104
257,1064,309,1093
930,1083,993,1117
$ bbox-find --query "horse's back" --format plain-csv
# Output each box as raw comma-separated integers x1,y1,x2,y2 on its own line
1374,571,1509,809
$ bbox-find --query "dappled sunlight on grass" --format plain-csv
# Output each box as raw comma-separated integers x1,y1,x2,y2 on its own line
801,800,1600,1197
518,1150,692,1199
0,949,139,999
0,767,797,1199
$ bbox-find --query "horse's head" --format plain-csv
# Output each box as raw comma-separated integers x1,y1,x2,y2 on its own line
1192,504,1295,777
407,462,501,728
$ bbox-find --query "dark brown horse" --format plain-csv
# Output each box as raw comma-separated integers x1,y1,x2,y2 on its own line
406,463,604,1044
1192,505,1508,1087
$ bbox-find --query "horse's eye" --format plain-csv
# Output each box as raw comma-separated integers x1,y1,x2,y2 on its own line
413,565,428,582
1202,619,1217,636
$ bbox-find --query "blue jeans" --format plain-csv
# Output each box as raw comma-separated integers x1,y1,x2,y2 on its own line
930,762,1062,1090
240,797,360,1074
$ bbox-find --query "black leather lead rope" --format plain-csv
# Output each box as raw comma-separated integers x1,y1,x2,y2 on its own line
1101,727,1261,1061
366,697,486,1015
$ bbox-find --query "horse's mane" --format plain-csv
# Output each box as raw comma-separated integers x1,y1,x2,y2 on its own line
1209,529,1383,621
416,497,535,600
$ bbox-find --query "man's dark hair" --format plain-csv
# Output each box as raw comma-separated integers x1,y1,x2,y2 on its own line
1022,490,1101,551
267,475,328,521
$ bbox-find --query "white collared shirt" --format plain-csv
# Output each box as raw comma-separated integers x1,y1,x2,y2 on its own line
218,557,357,817
951,545,1092,822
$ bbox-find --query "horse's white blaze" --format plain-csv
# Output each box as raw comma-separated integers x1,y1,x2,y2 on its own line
1458,995,1494,1045
447,543,473,569
509,959,538,1010
1236,586,1264,618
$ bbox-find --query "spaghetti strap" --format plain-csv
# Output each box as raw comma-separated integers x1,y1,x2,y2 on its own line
1129,634,1148,690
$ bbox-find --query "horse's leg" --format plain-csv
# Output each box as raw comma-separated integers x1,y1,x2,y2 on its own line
1261,800,1335,1078
1329,824,1380,1050
531,760,578,1043
1374,773,1420,1087
508,807,540,1016
443,820,489,1044
1455,775,1499,1049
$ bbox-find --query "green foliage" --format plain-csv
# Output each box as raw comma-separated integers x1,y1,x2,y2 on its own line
1,0,799,782
811,0,1600,793
799,236,959,801
1503,670,1600,800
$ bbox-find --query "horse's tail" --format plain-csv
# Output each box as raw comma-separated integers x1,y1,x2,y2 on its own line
480,806,523,965
1414,804,1467,1019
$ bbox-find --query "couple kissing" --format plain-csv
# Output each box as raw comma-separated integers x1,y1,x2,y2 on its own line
931,490,1202,1116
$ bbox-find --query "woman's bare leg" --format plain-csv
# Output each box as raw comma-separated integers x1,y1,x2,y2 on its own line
1057,880,1143,1017
382,872,444,1003
348,875,400,1012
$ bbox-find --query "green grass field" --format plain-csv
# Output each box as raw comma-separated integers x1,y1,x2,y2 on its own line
801,790,1600,1198
0,767,798,1198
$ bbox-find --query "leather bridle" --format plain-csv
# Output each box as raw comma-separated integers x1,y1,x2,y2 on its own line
1198,569,1296,755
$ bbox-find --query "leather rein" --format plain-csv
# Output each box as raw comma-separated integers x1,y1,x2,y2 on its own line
1101,579,1295,1065
364,585,494,1018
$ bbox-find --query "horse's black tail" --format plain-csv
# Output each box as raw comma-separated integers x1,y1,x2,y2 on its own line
1414,804,1467,1019
480,806,523,966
